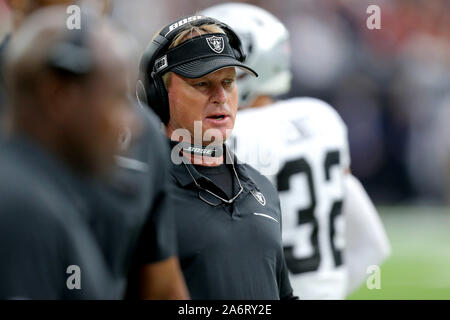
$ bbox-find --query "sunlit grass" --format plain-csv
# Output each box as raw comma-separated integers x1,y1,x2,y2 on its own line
347,207,450,300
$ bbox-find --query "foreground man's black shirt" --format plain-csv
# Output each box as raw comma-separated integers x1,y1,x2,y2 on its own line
0,33,176,297
168,141,294,300
0,136,113,299
85,105,177,298
0,105,177,299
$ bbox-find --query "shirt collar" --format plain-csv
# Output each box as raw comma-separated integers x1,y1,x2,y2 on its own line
167,139,257,190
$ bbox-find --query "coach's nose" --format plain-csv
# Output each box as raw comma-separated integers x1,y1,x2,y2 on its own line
210,83,227,105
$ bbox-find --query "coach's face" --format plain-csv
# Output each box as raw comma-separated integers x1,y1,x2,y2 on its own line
166,67,238,144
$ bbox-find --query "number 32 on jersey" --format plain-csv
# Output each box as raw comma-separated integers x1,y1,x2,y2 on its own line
277,150,345,274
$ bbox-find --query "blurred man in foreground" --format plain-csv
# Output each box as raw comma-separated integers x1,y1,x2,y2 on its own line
2,0,189,300
0,6,188,299
0,6,134,298
1,1,78,133
203,3,391,299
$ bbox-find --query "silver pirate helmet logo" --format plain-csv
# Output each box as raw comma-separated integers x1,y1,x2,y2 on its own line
251,190,266,206
206,36,225,54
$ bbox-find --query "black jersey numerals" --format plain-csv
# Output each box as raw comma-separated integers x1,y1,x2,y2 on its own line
325,151,343,267
277,150,343,274
278,158,319,273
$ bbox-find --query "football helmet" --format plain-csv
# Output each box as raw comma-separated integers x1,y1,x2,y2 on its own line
201,2,292,107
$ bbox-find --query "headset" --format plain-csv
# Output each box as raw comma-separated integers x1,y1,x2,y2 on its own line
137,15,247,124
46,13,94,77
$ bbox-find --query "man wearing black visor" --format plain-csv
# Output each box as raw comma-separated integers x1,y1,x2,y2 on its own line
137,15,296,300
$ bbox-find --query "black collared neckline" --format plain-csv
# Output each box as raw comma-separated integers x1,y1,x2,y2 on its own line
167,139,257,191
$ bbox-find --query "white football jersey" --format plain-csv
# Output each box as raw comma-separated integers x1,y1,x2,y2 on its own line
229,97,351,299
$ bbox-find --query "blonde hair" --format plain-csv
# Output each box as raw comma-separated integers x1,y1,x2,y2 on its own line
161,23,225,88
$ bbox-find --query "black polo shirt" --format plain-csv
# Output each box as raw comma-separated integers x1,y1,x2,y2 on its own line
168,142,294,299
0,136,113,299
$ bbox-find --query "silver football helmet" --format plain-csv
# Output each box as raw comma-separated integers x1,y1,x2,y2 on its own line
201,2,292,107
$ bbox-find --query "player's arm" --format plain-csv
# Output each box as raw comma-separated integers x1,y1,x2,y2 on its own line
125,182,189,300
126,190,189,299
125,117,189,300
135,257,189,300
343,173,391,295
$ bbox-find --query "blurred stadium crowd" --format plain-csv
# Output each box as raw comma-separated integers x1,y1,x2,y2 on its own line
0,0,449,205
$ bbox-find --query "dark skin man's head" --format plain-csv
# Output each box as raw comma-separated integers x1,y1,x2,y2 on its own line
4,6,138,176
6,0,112,29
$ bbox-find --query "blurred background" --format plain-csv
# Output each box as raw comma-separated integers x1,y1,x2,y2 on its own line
1,0,449,299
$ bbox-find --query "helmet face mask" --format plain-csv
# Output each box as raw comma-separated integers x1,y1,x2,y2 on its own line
201,2,292,108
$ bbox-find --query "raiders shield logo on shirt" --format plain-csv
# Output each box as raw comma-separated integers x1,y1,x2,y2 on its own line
206,36,224,54
251,190,266,206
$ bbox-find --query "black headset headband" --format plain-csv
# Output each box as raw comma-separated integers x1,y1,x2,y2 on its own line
140,15,245,75
137,15,246,124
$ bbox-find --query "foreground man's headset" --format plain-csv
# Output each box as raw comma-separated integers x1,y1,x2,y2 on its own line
46,15,94,76
136,15,247,124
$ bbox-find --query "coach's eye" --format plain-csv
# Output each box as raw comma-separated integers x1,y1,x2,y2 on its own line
194,81,208,88
223,79,235,87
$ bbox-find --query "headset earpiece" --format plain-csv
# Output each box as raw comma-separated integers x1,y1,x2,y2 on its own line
151,71,170,124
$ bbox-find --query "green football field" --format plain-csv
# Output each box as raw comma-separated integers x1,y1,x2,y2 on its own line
347,206,450,300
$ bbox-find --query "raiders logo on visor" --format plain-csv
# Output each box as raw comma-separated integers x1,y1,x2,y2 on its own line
206,36,225,54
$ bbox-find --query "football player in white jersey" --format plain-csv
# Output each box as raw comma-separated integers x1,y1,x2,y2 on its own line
202,3,391,299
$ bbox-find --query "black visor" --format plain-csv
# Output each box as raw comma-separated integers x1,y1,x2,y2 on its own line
153,33,258,78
